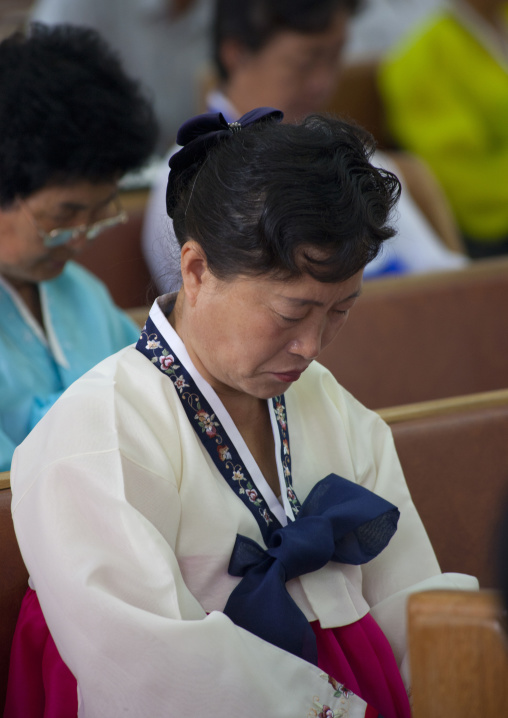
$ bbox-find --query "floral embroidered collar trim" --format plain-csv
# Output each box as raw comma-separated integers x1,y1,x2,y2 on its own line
135,298,302,542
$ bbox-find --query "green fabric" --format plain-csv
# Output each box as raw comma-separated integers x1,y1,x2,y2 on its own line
378,10,508,243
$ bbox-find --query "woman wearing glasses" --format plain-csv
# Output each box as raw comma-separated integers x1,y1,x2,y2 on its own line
0,23,157,471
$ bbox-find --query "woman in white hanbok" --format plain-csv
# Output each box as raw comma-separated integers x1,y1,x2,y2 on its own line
7,108,477,718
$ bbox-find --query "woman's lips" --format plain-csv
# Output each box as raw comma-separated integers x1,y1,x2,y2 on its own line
272,370,304,383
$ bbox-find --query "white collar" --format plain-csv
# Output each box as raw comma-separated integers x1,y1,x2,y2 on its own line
149,294,293,525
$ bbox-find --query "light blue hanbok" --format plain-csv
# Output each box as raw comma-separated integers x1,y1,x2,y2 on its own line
0,261,140,471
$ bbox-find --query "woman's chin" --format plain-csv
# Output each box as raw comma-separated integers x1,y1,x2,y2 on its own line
39,259,68,282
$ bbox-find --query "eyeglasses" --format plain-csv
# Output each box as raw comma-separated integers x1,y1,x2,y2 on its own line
21,199,128,248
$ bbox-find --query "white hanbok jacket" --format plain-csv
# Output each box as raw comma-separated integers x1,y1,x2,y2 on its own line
10,296,477,717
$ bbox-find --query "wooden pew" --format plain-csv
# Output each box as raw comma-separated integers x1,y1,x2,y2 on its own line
318,257,508,410
408,590,508,718
380,389,508,588
0,472,28,712
323,58,393,148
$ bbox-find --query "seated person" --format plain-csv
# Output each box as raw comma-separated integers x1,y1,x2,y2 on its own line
8,108,477,717
379,0,508,257
344,0,443,60
142,0,468,294
29,0,213,154
0,23,158,471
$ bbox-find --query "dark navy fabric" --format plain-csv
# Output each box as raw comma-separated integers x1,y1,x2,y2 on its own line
166,106,283,215
224,473,400,664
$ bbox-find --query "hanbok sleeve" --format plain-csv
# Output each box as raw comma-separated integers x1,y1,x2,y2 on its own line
0,426,17,472
339,387,479,683
10,371,367,718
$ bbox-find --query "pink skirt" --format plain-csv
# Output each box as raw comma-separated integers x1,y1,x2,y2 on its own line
4,588,410,718
4,589,77,717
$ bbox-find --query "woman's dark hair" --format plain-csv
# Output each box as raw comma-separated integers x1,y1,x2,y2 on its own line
213,0,362,81
170,113,401,283
0,23,158,207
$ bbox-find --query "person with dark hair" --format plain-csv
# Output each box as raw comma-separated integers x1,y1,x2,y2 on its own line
8,108,477,717
211,0,359,122
0,22,158,471
143,0,467,293
29,0,213,153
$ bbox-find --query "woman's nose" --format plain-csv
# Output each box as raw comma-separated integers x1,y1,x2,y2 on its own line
287,326,323,361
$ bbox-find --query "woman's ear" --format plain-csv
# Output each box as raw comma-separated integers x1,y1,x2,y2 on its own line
219,38,252,76
180,240,209,306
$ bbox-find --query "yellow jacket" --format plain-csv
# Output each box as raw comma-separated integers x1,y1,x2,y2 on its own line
379,6,508,243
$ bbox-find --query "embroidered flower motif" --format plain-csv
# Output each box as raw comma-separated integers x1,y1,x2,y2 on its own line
159,354,175,369
217,445,232,462
326,675,355,700
335,685,354,699
138,325,280,537
246,488,259,503
328,676,338,690
310,687,348,718
282,438,289,455
274,401,287,431
174,374,189,392
146,339,162,350
283,465,291,477
194,408,219,437
287,487,296,501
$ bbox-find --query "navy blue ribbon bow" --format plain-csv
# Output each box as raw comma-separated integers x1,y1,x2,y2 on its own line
166,107,283,215
223,473,399,665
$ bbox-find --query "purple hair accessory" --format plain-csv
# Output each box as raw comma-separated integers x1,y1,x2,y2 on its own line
166,107,283,216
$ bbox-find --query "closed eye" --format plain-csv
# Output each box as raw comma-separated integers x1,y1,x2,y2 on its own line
49,210,80,224
278,314,305,323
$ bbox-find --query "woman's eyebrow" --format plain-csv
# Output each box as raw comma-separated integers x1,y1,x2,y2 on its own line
278,290,362,307
57,190,118,213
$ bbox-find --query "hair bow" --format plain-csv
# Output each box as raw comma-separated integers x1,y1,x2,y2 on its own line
166,107,283,216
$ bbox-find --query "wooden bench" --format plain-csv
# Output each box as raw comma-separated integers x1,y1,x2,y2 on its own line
0,472,28,712
318,257,508,410
323,58,393,149
127,305,150,328
408,590,508,717
380,389,508,588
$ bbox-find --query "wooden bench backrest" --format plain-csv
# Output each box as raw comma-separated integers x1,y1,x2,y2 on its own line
127,305,150,328
318,258,508,410
408,590,508,718
323,58,393,148
0,475,28,712
381,391,508,587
